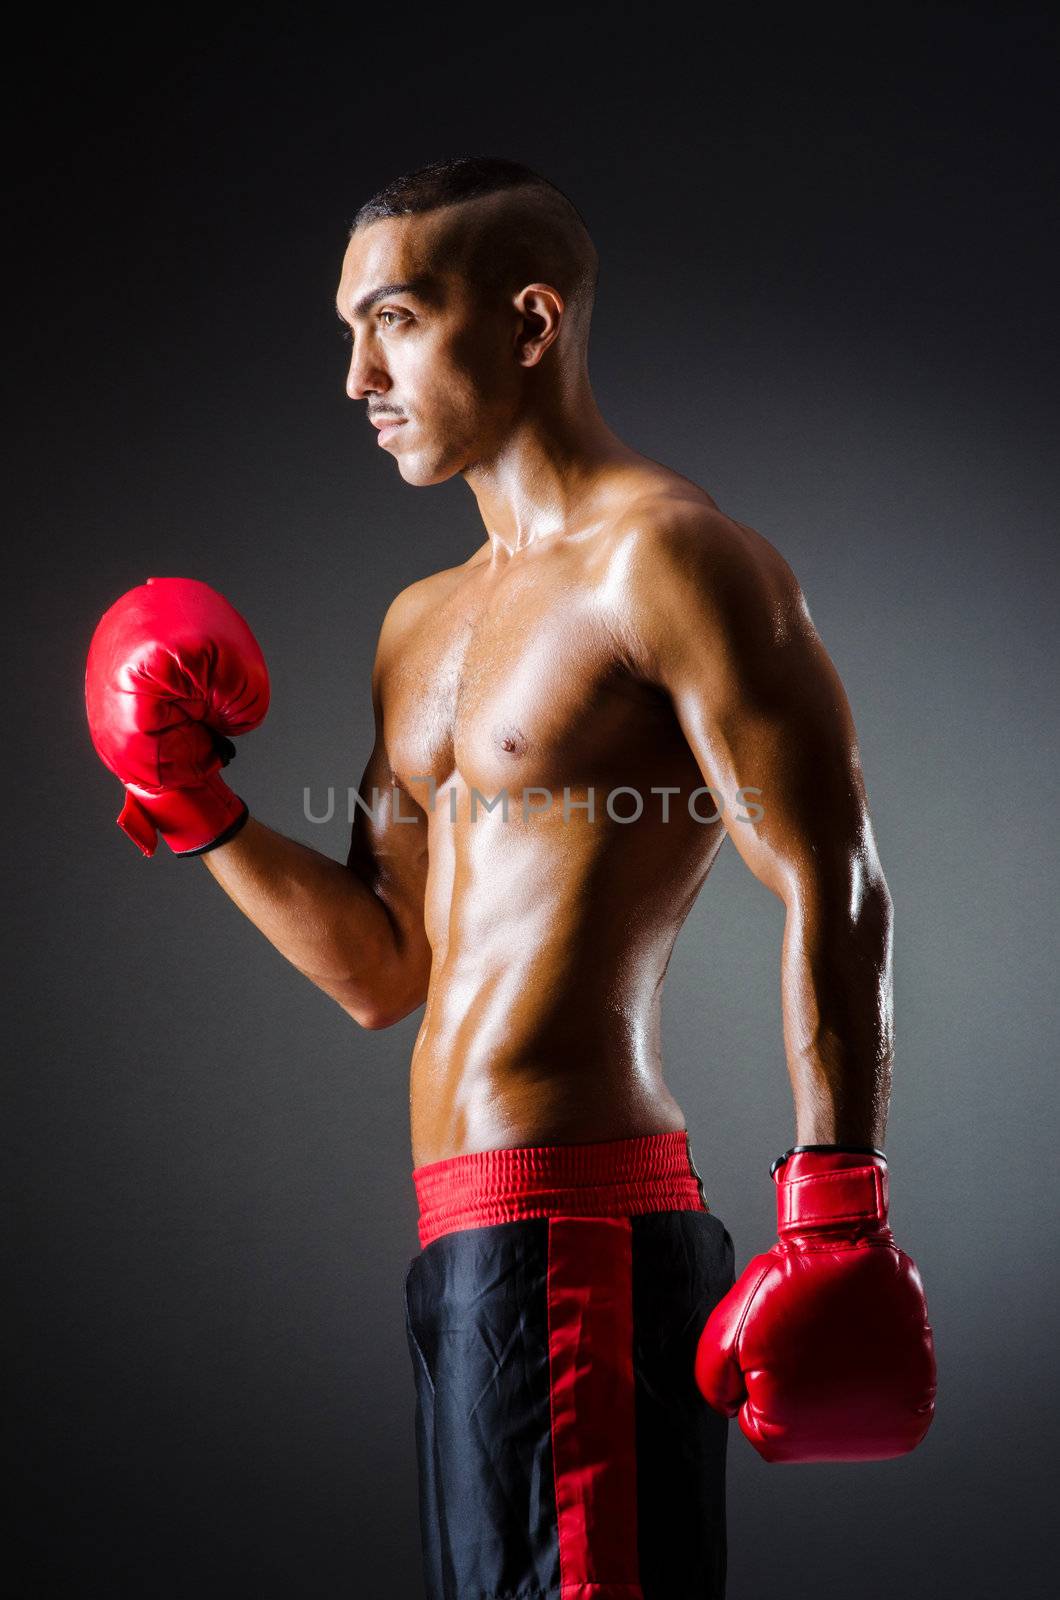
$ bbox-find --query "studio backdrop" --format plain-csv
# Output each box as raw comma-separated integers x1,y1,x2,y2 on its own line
9,5,1057,1597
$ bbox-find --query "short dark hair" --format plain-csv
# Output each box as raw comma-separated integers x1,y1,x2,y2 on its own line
351,155,599,347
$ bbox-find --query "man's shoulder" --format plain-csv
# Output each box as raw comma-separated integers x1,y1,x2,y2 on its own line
595,484,813,680
604,484,781,576
377,553,480,651
600,487,799,620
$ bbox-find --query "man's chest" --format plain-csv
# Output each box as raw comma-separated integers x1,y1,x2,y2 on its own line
380,556,668,799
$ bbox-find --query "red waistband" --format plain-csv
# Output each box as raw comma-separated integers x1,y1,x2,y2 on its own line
412,1130,706,1248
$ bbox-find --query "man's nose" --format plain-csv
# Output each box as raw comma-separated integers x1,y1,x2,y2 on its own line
346,342,390,401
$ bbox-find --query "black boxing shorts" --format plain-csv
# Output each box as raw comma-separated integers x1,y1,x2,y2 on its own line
404,1131,734,1600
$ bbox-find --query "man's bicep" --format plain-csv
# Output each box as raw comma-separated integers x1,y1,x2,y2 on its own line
345,591,431,896
669,623,877,905
622,512,884,905
344,718,390,878
345,714,429,905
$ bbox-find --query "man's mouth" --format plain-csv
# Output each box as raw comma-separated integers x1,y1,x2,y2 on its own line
370,415,407,446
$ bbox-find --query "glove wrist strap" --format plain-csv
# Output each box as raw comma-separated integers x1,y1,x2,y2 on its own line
772,1147,890,1233
118,773,247,858
770,1143,886,1176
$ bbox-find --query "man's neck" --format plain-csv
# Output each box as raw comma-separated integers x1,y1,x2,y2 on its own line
465,394,643,557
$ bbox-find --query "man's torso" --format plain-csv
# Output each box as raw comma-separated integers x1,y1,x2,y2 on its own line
381,464,734,1163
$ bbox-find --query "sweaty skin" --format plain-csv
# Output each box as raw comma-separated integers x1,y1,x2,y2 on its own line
204,200,893,1167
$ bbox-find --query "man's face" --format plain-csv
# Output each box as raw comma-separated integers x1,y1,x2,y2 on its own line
336,214,519,485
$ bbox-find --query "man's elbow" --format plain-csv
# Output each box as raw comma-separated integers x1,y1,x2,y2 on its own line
349,1001,410,1031
835,872,894,977
790,859,893,951
320,931,431,1031
859,872,893,942
344,979,428,1031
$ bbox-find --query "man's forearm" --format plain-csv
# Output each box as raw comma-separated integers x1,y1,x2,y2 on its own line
200,817,426,1028
780,878,895,1147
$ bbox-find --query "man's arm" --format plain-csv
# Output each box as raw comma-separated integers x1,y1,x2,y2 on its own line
614,503,893,1146
201,596,432,1031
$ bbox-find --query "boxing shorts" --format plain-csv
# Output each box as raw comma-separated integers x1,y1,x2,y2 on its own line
404,1130,734,1599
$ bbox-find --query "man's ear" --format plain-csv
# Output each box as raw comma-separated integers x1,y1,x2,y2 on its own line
512,283,564,366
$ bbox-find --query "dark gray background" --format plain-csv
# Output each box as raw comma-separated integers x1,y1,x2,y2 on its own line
9,3,1058,1595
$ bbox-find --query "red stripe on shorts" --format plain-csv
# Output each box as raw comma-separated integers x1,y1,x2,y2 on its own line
547,1216,644,1598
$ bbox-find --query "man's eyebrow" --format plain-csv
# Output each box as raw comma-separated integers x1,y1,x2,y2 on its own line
336,277,439,323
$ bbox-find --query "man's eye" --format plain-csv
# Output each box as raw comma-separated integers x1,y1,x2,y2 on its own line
338,309,406,343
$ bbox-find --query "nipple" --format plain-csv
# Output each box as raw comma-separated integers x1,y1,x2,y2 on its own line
496,724,528,757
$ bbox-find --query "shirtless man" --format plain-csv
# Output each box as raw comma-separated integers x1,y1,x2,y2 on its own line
85,157,936,1600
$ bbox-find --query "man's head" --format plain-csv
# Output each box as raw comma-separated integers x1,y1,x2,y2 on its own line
336,156,599,485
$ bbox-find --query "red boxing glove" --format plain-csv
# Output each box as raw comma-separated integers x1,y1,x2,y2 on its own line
694,1146,936,1462
85,577,270,857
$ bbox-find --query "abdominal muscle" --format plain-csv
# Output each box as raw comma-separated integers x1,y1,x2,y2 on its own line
407,803,717,1167
409,958,689,1166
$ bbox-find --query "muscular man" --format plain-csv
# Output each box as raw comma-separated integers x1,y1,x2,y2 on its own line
85,157,935,1599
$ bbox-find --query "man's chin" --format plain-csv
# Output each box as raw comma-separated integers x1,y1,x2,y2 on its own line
395,449,463,488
